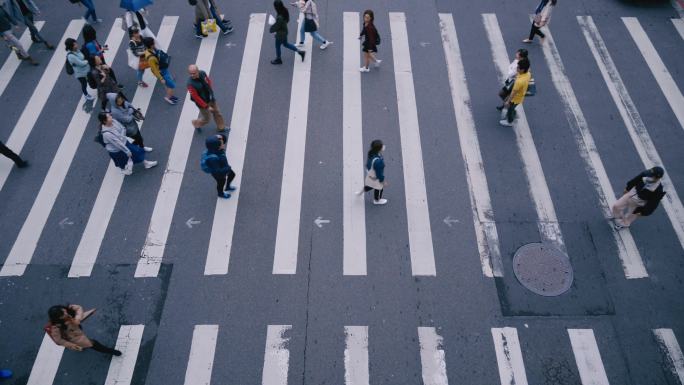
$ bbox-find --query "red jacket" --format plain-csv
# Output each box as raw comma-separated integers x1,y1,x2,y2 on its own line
187,71,215,109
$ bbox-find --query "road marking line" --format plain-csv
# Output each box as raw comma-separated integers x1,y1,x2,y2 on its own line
0,19,125,277
69,16,178,278
389,12,437,276
27,333,64,385
673,18,684,40
183,325,219,385
105,325,145,385
0,19,85,192
483,13,566,253
538,21,647,278
653,328,684,384
342,12,367,276
272,15,314,275
262,325,291,385
0,21,44,97
624,18,684,135
568,329,610,385
344,326,369,385
417,327,449,385
491,327,529,385
204,13,266,275
439,13,502,277
136,27,221,278
579,15,684,252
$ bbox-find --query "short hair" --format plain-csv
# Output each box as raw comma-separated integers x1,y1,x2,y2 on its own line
143,37,155,48
516,48,528,58
64,38,77,51
517,58,530,72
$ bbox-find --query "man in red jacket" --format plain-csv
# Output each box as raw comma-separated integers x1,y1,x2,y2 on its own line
187,64,228,132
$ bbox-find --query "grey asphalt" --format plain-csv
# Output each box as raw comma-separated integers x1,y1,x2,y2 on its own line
1,0,683,384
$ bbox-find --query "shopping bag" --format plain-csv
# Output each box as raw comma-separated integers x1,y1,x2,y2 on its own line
201,19,218,34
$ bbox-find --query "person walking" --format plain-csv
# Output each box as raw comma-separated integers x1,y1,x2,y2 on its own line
0,140,28,168
143,36,178,105
201,133,235,199
107,91,151,152
0,6,37,65
192,0,233,38
292,0,331,50
497,48,528,110
128,27,149,88
269,0,305,65
612,167,667,230
208,0,233,35
357,139,387,205
358,9,381,73
499,57,531,127
98,112,157,175
523,0,556,44
2,0,54,49
45,304,121,356
187,64,228,133
65,38,93,100
77,0,101,24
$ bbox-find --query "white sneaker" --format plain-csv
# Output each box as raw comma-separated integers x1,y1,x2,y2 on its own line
143,147,153,152
373,198,388,205
85,94,94,101
359,66,370,72
121,168,132,176
499,119,513,127
295,42,304,48
143,160,158,169
374,59,382,67
355,190,364,196
320,41,332,50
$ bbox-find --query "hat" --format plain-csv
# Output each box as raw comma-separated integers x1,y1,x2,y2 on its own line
647,166,664,178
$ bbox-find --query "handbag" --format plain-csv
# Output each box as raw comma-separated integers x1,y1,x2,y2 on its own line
132,107,145,122
304,17,317,32
201,19,218,34
364,158,384,190
499,78,514,100
126,48,139,70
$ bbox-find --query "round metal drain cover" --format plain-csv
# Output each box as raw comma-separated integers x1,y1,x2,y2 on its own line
513,243,573,297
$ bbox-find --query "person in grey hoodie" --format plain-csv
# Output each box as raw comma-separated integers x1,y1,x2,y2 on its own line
65,38,92,100
106,91,151,152
98,112,156,175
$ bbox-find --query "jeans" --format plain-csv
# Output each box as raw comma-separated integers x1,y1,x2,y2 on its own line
136,69,145,82
0,141,23,165
363,186,383,201
23,13,46,43
275,39,298,59
80,0,98,22
77,76,88,96
528,22,545,40
212,169,236,196
160,68,175,89
299,22,326,44
506,103,518,123
209,5,231,32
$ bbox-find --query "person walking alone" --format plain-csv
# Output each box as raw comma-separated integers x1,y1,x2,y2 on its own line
357,139,387,205
143,37,178,105
187,64,228,133
499,58,531,127
523,0,556,44
65,38,93,100
612,167,666,230
358,9,381,72
107,91,151,152
201,133,236,199
0,6,37,65
269,0,305,65
292,0,332,50
45,304,121,356
2,0,54,49
0,140,28,168
98,112,157,175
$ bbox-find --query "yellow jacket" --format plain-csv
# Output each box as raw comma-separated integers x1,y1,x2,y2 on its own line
144,49,162,80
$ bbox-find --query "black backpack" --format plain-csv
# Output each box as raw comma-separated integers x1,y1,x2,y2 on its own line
65,53,74,75
156,49,171,70
188,0,197,5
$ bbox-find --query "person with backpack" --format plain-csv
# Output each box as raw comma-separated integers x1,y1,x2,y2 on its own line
201,133,235,199
292,0,332,50
1,0,54,50
0,140,28,168
45,304,120,356
65,37,93,100
358,9,381,73
107,91,151,152
82,24,119,85
143,36,178,105
187,64,228,133
499,57,531,127
0,6,37,65
269,0,305,65
612,166,667,230
97,112,157,175
357,139,387,205
523,0,557,44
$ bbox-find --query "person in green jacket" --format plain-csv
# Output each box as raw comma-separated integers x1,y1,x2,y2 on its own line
269,0,305,65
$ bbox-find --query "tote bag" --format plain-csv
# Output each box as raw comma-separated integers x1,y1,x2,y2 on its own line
364,158,384,190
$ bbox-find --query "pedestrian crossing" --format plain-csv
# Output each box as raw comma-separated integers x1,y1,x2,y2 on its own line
0,11,683,281
21,324,684,384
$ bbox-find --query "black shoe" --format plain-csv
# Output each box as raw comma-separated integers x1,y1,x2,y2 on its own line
298,50,305,62
222,26,234,35
112,350,122,356
495,105,503,111
271,58,283,65
16,160,28,168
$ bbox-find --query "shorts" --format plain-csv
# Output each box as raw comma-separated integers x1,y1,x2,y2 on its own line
362,44,377,53
160,68,175,89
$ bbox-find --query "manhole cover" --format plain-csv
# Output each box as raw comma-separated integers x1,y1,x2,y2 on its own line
513,243,573,297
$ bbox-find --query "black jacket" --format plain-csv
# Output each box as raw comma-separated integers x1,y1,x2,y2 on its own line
625,171,666,216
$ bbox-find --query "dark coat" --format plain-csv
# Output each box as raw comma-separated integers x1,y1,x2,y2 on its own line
626,172,666,216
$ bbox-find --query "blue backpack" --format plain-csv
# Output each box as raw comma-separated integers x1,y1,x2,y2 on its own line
200,151,219,173
156,49,171,69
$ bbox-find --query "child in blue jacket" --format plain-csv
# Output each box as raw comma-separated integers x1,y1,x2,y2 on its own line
201,134,236,198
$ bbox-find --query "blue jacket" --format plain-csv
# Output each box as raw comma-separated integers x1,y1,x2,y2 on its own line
366,155,385,183
205,134,231,174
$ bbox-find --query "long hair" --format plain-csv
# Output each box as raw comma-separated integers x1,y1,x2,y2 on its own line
48,305,74,329
363,9,375,23
367,140,383,159
82,24,97,44
274,0,289,23
64,38,77,52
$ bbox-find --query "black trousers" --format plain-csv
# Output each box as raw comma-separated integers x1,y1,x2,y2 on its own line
23,13,46,44
0,141,22,164
506,103,518,123
90,339,118,355
528,22,545,40
364,186,383,200
212,170,236,196
77,77,88,97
